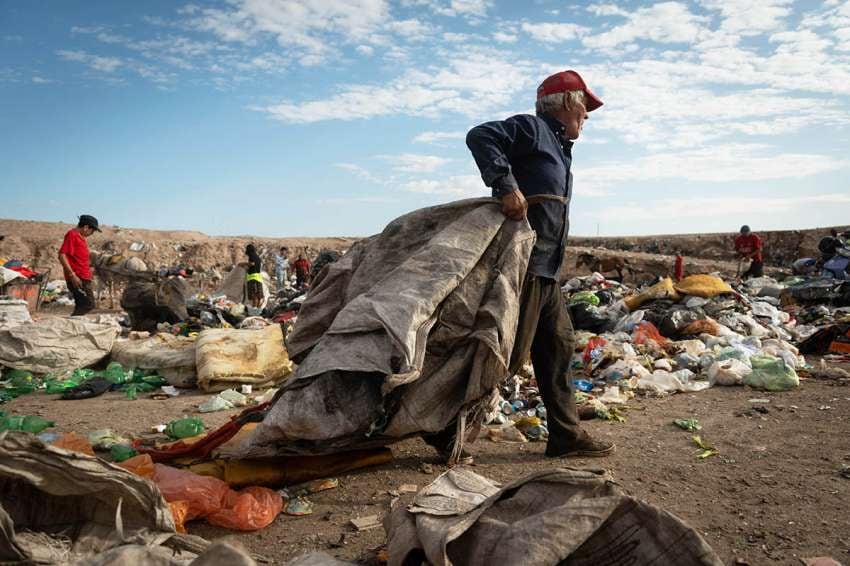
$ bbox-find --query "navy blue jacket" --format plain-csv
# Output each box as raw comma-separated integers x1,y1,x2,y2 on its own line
466,114,573,279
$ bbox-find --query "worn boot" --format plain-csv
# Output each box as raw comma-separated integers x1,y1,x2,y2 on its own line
545,435,614,458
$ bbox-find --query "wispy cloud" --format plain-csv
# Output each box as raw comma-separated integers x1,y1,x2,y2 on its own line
57,49,122,72
382,153,452,173
254,47,535,123
334,162,384,184
412,130,466,144
521,22,587,43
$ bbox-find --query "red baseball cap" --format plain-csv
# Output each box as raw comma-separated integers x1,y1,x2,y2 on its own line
536,70,603,112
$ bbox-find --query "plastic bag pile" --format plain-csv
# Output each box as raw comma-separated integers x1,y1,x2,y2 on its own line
485,271,850,437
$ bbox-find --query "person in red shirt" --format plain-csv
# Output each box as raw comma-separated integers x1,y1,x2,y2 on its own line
58,215,100,315
734,225,764,279
292,251,311,290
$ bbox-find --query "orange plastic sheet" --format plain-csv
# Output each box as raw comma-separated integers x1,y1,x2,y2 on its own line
207,486,283,531
151,464,283,531
51,432,95,457
632,321,669,347
682,318,721,336
169,501,191,534
119,453,155,479
153,464,230,521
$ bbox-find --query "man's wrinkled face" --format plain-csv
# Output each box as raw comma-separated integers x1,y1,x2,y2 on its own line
564,97,588,140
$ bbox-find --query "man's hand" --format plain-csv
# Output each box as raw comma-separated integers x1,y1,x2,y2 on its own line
69,274,82,289
501,189,528,220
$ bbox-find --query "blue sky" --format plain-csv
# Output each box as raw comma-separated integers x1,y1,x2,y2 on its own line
1,0,849,237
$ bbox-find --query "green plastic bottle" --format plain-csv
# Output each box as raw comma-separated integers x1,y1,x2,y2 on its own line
104,362,128,384
110,444,138,462
0,415,55,434
165,417,205,440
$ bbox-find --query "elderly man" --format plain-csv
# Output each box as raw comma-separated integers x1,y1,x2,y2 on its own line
463,69,614,459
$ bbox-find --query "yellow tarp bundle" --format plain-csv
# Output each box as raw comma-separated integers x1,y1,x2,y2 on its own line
624,277,681,311
674,274,734,298
196,324,294,392
185,448,394,487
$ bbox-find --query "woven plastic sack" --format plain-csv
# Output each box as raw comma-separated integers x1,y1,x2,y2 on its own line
207,486,284,531
674,274,734,298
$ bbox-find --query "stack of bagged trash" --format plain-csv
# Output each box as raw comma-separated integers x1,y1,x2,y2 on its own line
483,269,850,439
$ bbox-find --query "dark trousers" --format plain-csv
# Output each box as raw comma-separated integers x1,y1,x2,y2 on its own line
69,279,95,316
743,260,764,278
424,273,583,452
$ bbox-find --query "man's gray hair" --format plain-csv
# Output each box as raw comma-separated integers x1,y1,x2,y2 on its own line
536,90,585,117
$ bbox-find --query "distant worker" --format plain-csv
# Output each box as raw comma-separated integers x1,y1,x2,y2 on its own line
456,69,614,463
244,244,263,308
58,214,100,316
293,251,311,290
274,246,290,289
818,229,842,264
734,225,764,278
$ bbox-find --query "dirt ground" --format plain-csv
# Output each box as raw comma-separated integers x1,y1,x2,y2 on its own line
6,369,849,565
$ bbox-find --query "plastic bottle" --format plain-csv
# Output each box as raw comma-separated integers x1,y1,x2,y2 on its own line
572,379,594,393
110,444,138,462
104,362,128,384
0,414,55,434
165,417,205,439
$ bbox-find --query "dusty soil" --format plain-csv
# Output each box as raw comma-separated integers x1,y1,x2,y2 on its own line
6,371,849,565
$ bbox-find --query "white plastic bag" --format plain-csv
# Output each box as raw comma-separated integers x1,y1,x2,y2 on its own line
707,359,752,386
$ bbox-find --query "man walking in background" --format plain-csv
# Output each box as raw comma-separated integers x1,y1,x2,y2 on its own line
58,214,100,316
734,225,764,279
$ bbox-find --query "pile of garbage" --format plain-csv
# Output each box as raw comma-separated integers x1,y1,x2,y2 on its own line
483,271,850,442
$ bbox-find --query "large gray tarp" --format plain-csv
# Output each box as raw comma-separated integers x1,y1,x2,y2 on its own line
236,198,535,458
0,317,118,374
0,431,207,564
385,467,724,566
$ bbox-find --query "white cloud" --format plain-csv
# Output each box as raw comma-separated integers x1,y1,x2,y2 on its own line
492,31,517,43
402,174,483,196
70,26,105,34
581,144,847,187
381,153,452,173
334,163,383,184
699,0,793,36
413,130,466,144
187,0,390,63
255,47,536,123
31,76,53,84
582,2,708,49
586,4,629,17
450,0,490,17
385,18,434,39
591,193,850,224
90,55,122,72
521,22,587,43
57,49,122,72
